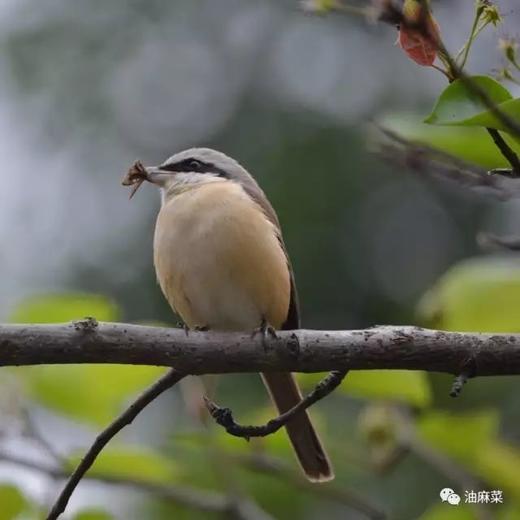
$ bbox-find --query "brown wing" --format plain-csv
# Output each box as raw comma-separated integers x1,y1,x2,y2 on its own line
240,183,300,330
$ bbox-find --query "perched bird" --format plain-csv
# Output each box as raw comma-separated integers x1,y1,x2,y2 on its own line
126,148,333,482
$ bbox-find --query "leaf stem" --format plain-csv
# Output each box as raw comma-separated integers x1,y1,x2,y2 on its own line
456,7,486,70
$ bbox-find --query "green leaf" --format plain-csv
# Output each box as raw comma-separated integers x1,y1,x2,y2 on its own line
424,75,520,140
0,484,27,520
298,370,431,407
378,113,520,168
68,447,178,484
418,409,498,462
9,293,119,323
418,257,520,332
425,76,512,126
19,364,166,425
457,98,520,135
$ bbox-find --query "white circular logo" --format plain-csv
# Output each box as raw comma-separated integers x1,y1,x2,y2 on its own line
440,488,460,506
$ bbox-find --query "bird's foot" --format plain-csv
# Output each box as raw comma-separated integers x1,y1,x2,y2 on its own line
176,321,190,336
251,318,278,350
178,322,209,336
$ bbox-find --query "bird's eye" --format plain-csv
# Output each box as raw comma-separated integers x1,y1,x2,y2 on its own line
158,158,206,173
187,159,203,170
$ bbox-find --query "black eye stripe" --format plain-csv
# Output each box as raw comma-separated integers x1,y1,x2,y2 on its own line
159,158,229,178
159,159,201,172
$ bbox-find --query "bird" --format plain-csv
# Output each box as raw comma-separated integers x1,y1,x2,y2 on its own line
129,148,333,482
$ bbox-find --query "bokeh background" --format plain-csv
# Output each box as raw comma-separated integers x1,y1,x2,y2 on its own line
1,0,520,519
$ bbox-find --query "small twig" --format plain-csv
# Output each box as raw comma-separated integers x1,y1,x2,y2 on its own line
46,368,186,520
450,372,469,398
178,374,384,519
477,232,520,251
373,125,518,200
204,370,347,439
486,129,520,176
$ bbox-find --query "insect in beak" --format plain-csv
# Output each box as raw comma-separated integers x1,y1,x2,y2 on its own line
121,160,148,199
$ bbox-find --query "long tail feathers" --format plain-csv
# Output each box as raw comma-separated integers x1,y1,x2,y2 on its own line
261,372,334,482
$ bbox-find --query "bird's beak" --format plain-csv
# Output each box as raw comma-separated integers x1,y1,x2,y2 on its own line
122,161,175,199
143,166,164,184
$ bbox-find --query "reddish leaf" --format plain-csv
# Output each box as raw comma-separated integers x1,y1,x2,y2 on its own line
398,0,440,67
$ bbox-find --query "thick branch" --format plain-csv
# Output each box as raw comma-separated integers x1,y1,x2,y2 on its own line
2,321,520,376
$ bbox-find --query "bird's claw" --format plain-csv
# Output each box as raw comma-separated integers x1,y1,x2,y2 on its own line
181,324,210,336
251,318,278,350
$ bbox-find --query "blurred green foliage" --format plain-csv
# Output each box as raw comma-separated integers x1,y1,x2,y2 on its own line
418,409,498,461
9,294,119,324
69,447,178,484
0,485,29,520
21,363,166,426
300,370,432,408
72,511,114,520
419,504,475,520
418,258,520,332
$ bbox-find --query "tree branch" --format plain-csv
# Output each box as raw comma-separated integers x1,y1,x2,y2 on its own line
478,232,520,251
46,368,186,520
486,129,520,176
449,372,470,398
372,125,520,200
2,321,520,376
204,370,347,438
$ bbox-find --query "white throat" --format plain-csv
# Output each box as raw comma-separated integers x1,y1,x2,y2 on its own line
160,172,225,205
